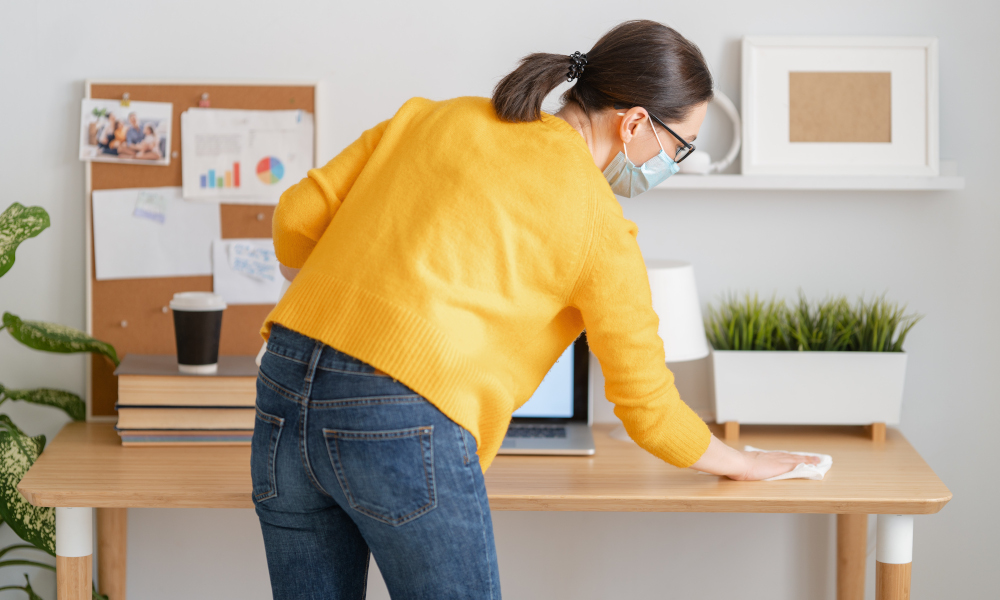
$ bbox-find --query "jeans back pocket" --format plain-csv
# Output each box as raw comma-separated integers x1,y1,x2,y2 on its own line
251,407,286,503
324,426,437,526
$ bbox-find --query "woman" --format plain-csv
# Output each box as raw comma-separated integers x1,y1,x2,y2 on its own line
253,20,818,600
133,123,162,160
96,113,122,156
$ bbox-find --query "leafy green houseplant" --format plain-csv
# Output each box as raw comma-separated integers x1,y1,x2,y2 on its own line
704,291,922,426
0,202,117,599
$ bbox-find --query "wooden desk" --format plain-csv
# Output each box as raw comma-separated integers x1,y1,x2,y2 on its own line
19,422,950,600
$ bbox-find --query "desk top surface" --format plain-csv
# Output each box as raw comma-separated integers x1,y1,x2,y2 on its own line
18,422,951,514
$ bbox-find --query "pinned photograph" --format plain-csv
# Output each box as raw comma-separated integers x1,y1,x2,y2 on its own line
79,98,173,165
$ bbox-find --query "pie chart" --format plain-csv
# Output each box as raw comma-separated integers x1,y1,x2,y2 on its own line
256,156,285,184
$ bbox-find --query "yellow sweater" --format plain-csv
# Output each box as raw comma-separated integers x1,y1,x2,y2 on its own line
262,96,710,471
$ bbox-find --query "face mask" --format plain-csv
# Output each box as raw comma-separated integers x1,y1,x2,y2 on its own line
602,115,679,197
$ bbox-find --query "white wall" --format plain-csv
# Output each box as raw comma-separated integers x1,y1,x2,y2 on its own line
1,1,996,598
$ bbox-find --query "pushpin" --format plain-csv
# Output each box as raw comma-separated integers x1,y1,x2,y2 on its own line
198,93,211,108
120,93,130,107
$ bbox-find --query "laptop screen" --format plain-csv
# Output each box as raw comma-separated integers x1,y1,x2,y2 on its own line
512,343,575,418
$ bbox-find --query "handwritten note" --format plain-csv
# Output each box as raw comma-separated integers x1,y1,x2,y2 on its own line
133,190,168,224
212,239,283,305
229,241,277,282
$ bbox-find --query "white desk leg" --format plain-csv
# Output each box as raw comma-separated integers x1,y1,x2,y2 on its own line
876,514,913,600
56,507,94,600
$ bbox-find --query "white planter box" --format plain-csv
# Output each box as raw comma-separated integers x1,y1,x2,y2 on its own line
711,350,907,425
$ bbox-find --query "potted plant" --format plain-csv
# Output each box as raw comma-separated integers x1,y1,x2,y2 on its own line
704,292,920,432
0,202,117,599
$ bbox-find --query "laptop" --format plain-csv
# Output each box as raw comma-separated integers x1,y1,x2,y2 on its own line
498,333,596,455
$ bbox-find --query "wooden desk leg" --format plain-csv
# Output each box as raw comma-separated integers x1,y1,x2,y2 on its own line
876,514,913,600
870,423,886,443
837,514,867,600
723,421,739,443
56,507,93,600
97,508,127,600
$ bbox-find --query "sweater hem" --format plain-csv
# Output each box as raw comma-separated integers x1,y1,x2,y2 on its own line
261,271,512,471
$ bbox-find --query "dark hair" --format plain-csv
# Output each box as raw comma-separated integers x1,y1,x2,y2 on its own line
492,20,713,124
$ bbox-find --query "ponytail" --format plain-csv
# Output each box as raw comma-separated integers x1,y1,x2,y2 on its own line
492,53,571,123
491,20,714,125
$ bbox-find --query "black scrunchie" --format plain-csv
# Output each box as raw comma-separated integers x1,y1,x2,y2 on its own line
567,51,588,82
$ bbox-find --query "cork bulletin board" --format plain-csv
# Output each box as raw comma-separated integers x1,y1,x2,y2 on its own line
85,81,319,419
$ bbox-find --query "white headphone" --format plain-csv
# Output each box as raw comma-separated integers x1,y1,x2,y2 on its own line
677,89,741,175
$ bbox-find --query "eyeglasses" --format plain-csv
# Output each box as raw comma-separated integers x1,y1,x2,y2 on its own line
613,104,696,163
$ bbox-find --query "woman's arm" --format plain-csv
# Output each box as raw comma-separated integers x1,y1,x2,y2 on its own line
571,211,712,468
571,209,819,480
272,118,390,269
690,435,820,480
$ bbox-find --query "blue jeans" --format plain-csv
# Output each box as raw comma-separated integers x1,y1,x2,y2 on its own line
252,324,501,599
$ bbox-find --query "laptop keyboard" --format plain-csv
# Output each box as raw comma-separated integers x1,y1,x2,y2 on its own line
505,425,567,439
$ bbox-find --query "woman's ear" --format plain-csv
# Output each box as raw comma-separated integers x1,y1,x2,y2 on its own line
617,106,649,144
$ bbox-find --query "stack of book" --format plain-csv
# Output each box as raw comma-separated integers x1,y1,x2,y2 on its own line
113,354,258,446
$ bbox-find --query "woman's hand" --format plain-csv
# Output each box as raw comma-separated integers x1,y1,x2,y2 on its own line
728,448,821,481
689,434,820,481
279,263,300,282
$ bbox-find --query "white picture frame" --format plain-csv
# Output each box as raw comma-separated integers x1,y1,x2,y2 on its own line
741,36,939,176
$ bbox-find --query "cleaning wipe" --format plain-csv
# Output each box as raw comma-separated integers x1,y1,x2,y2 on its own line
696,446,833,481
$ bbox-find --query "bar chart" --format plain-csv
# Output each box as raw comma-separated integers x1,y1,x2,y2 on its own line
199,162,241,189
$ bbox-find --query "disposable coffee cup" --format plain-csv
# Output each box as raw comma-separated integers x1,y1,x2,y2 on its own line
169,292,226,375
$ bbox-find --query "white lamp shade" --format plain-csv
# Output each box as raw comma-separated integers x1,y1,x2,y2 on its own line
645,260,710,362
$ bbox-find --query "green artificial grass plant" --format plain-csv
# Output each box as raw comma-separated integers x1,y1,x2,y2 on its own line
704,291,921,352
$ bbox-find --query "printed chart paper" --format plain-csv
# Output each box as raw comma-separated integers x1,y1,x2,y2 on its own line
181,108,314,205
212,239,283,305
92,187,221,280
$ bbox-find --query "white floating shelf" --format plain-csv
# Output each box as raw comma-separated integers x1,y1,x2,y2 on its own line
654,161,964,191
